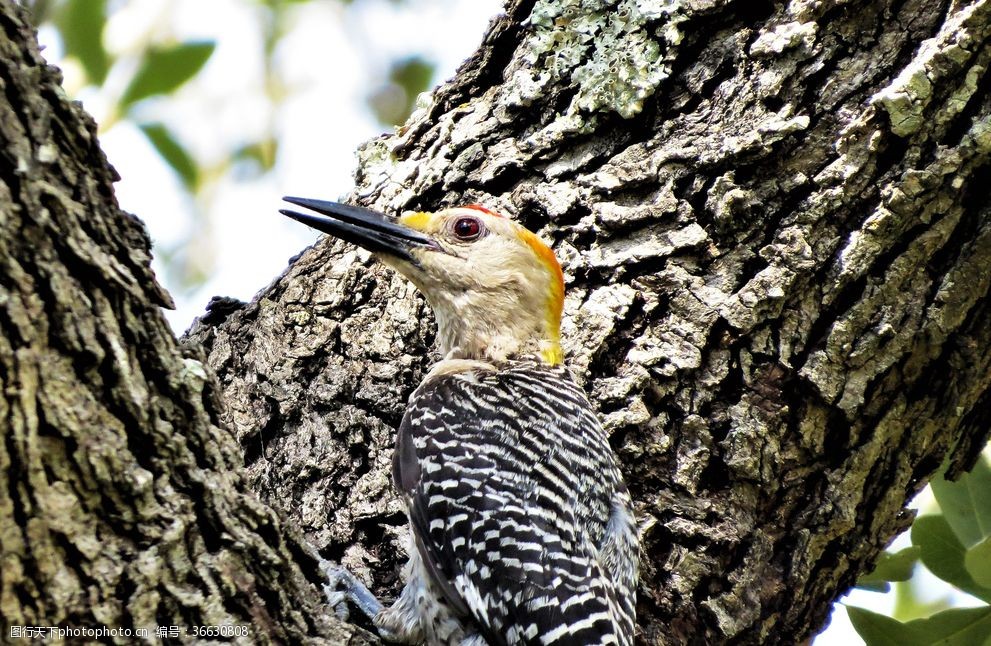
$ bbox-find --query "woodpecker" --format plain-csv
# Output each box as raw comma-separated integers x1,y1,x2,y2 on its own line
280,197,639,646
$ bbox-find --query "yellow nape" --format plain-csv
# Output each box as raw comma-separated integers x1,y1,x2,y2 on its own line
515,227,565,366
540,343,563,366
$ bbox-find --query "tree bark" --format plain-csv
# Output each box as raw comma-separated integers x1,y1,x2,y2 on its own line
0,3,369,643
187,0,991,643
3,0,990,645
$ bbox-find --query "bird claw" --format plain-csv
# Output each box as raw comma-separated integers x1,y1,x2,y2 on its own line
319,558,384,624
323,589,350,621
321,563,356,621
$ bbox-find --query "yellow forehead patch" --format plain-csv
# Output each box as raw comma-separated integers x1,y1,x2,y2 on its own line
399,211,436,232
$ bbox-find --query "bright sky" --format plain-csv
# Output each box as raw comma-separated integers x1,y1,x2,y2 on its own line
36,1,976,644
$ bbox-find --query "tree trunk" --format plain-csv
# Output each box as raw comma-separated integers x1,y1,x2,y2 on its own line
0,4,368,643
187,0,991,642
5,0,991,644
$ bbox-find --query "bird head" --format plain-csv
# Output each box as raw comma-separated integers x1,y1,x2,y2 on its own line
281,197,564,365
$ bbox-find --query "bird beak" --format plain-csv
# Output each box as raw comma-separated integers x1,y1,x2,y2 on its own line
280,197,441,263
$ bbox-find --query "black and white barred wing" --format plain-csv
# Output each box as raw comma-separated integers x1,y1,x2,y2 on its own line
394,365,635,645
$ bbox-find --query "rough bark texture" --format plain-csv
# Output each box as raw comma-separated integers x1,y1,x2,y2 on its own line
186,0,991,644
0,3,369,643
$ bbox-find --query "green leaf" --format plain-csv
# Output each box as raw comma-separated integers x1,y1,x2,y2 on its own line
847,605,921,646
966,537,991,588
139,123,198,190
913,515,991,603
390,56,434,98
121,41,216,108
851,604,991,646
233,138,278,175
904,606,991,646
859,546,921,591
893,577,954,622
368,56,436,126
857,579,892,593
931,456,991,548
58,0,110,85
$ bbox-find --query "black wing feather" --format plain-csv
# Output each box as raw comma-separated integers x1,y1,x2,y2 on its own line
393,363,633,645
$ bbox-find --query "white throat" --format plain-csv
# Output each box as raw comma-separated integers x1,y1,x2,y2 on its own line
429,293,552,364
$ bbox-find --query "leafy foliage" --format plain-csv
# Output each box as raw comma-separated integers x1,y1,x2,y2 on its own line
849,605,991,646
914,515,991,603
31,0,215,218
120,41,216,108
856,547,921,593
139,123,199,191
55,0,109,84
931,458,991,549
32,0,432,293
368,56,436,126
850,456,991,645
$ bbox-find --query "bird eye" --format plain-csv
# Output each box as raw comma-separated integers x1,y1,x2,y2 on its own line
452,216,483,241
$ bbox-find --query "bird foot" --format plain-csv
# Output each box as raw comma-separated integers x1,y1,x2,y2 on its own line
319,559,385,624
